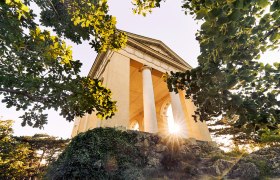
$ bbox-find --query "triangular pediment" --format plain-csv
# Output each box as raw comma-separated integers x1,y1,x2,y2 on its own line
124,31,192,69
147,44,170,57
89,31,192,78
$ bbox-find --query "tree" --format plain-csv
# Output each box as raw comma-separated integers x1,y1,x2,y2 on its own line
0,119,70,179
0,120,32,179
15,134,70,178
133,0,280,142
0,0,124,128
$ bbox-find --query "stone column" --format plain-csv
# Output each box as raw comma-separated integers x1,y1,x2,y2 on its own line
142,65,158,133
170,91,188,138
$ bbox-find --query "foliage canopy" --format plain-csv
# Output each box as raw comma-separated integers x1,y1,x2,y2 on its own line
134,0,280,142
0,0,124,128
0,120,69,179
0,120,31,179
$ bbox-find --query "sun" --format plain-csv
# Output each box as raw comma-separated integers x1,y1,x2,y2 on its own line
169,123,180,134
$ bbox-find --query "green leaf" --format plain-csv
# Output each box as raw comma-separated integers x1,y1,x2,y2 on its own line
269,31,280,41
228,9,241,21
235,0,244,9
196,9,207,19
270,1,280,12
257,0,270,8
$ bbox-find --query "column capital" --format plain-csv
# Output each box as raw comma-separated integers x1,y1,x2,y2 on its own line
140,65,153,72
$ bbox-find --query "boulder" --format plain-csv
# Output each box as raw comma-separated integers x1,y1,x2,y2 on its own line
227,162,260,179
270,156,280,176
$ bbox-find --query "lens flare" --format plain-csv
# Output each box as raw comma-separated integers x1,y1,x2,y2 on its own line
167,105,181,135
169,123,180,134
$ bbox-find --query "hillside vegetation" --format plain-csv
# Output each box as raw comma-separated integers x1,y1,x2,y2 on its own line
47,128,280,179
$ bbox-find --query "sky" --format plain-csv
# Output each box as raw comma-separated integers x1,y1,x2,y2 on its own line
1,1,279,139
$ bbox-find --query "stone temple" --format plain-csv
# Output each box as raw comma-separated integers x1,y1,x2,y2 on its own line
71,31,211,141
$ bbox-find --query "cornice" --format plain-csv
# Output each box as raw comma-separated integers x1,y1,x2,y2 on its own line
88,51,108,78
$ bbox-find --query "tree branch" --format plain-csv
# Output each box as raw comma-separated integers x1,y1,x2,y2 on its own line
260,24,280,42
0,88,50,104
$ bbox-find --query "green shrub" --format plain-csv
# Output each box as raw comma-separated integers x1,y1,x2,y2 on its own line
45,128,146,179
247,158,271,178
225,146,248,157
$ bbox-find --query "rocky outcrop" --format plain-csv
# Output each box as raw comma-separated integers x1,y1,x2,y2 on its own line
46,128,280,179
226,146,280,179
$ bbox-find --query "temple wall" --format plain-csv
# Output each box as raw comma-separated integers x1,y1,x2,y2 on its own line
99,53,130,129
71,53,130,137
179,91,212,141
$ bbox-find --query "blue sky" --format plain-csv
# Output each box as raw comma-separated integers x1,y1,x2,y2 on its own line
1,0,278,138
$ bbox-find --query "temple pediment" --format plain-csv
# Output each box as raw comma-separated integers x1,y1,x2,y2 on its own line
127,33,172,58
125,31,192,70
89,31,193,79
